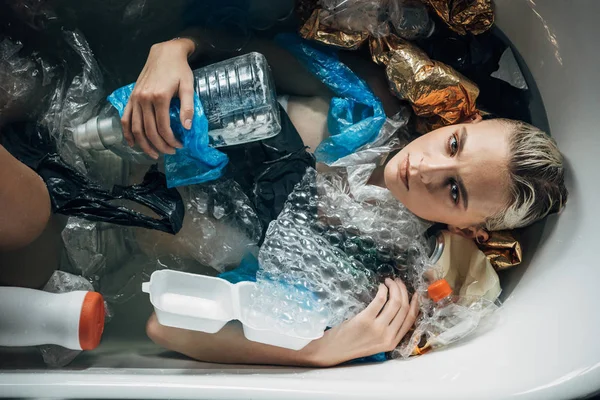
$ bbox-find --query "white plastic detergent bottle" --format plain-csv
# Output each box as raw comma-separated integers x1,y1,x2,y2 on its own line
0,287,105,350
73,52,281,162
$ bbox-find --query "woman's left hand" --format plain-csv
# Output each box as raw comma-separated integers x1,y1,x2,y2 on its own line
121,38,196,159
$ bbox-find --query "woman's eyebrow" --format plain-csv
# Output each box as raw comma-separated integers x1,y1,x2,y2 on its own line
458,127,469,209
459,126,468,153
457,176,469,210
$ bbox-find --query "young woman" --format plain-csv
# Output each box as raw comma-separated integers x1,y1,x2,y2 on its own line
123,36,567,367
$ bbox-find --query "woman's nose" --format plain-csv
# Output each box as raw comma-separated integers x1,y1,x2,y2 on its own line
417,156,454,185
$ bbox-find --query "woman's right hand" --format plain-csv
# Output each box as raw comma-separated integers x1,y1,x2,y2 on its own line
121,38,196,159
308,278,419,367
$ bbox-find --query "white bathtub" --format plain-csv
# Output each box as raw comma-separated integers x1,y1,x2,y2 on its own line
1,0,599,398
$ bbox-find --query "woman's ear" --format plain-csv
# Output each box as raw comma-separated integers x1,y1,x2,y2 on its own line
468,113,483,123
447,225,490,243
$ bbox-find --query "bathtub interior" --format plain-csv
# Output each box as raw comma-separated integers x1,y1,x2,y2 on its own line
1,0,599,399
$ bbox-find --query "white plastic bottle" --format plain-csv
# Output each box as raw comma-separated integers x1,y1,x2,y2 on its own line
73,52,281,162
0,287,105,350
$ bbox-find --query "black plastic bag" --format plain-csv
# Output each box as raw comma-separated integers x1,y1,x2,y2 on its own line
1,122,184,234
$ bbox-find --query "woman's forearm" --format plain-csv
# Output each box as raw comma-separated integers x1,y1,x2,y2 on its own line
146,313,327,367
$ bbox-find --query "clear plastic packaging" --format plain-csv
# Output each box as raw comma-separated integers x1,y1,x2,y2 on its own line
0,37,58,126
39,271,110,368
316,0,434,40
394,278,499,358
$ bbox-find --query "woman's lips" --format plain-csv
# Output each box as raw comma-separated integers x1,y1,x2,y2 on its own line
399,154,410,190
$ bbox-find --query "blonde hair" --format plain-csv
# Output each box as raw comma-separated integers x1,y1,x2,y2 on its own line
484,119,568,231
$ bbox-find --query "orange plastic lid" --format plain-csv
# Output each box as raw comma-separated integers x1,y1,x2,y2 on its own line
78,292,105,350
428,279,452,302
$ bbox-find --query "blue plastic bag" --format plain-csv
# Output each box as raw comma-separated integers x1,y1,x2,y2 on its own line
107,83,228,188
276,34,386,164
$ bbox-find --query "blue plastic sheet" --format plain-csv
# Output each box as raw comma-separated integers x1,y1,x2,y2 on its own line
276,34,386,164
107,83,228,188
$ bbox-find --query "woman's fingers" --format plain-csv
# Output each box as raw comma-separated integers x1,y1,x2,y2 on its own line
387,278,410,328
178,70,195,131
395,293,420,343
154,95,183,149
131,103,159,159
378,278,403,323
362,284,388,319
142,100,175,156
121,101,134,147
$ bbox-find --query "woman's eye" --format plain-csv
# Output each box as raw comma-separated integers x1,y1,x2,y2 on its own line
450,181,459,204
449,134,458,156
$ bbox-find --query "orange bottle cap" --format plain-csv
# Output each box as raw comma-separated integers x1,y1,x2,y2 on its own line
78,292,105,350
428,279,452,302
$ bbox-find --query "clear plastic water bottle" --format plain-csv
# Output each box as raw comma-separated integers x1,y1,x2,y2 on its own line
416,279,482,354
73,52,281,162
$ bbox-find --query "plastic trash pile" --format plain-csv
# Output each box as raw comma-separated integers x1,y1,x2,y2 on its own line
0,0,530,364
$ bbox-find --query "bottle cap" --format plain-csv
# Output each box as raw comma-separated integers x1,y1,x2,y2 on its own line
427,279,452,302
73,116,122,151
78,292,105,350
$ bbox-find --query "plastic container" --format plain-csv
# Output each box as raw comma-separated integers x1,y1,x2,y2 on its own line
142,270,323,351
73,52,281,160
0,287,105,350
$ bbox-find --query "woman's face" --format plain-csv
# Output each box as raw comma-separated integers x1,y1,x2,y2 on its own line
384,118,511,231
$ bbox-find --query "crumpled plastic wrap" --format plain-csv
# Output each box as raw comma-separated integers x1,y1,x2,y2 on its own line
276,34,386,164
422,0,494,35
39,270,111,367
155,180,262,272
319,0,391,38
107,83,228,188
401,292,498,357
477,230,522,271
299,0,434,48
40,30,106,175
370,34,479,129
0,37,59,126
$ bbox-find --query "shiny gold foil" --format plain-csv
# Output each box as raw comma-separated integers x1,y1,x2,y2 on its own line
300,9,370,50
370,35,479,127
424,0,494,35
477,230,523,271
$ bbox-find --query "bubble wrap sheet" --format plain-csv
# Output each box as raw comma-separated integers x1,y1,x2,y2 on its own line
254,165,431,333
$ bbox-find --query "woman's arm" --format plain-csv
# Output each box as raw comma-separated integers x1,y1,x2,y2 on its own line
147,278,419,367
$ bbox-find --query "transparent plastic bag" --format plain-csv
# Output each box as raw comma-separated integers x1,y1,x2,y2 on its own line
135,179,262,273
319,0,391,38
0,38,59,126
39,271,112,367
40,30,105,176
309,0,433,41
